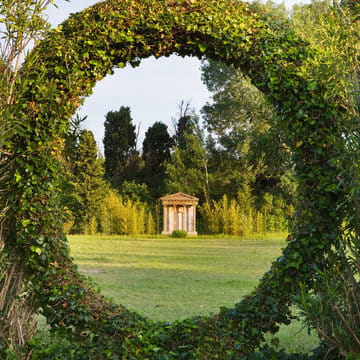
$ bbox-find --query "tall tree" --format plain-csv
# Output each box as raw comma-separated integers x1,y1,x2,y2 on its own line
173,100,193,146
71,129,107,234
142,121,173,198
166,114,211,203
200,57,295,203
103,106,138,185
199,1,295,204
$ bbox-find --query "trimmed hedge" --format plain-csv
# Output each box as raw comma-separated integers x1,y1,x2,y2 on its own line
1,0,348,358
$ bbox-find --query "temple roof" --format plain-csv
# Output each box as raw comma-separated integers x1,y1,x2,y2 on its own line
160,192,199,204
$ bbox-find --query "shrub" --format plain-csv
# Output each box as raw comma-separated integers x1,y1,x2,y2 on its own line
297,234,360,358
198,191,292,236
99,189,155,235
171,230,187,238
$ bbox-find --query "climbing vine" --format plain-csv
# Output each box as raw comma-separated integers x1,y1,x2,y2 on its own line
0,0,351,358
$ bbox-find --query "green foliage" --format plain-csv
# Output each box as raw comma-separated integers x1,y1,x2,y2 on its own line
119,179,151,203
103,106,139,185
69,129,107,234
0,0,64,353
166,117,211,203
297,232,360,357
292,0,359,116
201,58,295,204
1,0,357,358
173,101,198,146
201,60,274,137
171,229,187,238
289,3,360,357
99,188,153,235
145,211,156,235
142,121,174,198
199,189,291,236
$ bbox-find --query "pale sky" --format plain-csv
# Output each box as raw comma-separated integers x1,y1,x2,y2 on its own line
45,0,311,150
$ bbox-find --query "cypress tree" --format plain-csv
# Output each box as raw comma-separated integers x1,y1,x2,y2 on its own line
71,130,107,233
142,121,173,198
103,106,138,186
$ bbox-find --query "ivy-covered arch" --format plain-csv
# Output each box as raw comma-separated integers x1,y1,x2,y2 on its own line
2,0,347,358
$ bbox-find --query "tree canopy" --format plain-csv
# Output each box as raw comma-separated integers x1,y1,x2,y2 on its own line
142,121,173,198
103,106,138,185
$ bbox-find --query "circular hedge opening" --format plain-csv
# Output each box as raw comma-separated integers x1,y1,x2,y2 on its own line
3,0,347,358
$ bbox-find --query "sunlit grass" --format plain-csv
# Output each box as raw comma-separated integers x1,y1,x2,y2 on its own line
68,234,319,353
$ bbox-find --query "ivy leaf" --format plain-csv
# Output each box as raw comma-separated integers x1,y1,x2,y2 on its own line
307,81,317,91
21,219,31,227
30,246,42,256
15,172,22,182
198,43,207,52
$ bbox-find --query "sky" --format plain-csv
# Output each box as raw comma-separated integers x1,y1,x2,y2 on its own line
45,0,311,150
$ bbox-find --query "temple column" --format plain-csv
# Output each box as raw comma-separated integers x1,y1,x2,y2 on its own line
188,205,193,232
182,207,186,231
193,205,196,234
163,205,168,233
172,205,176,232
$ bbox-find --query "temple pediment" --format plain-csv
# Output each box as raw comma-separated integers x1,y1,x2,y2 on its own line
160,192,199,205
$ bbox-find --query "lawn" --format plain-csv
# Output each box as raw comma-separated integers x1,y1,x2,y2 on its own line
68,234,319,354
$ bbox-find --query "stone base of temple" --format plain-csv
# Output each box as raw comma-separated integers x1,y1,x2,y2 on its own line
162,231,198,236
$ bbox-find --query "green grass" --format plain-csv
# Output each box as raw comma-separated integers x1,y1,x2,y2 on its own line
68,233,319,353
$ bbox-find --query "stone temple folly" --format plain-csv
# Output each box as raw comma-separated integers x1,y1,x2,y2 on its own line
160,193,198,236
